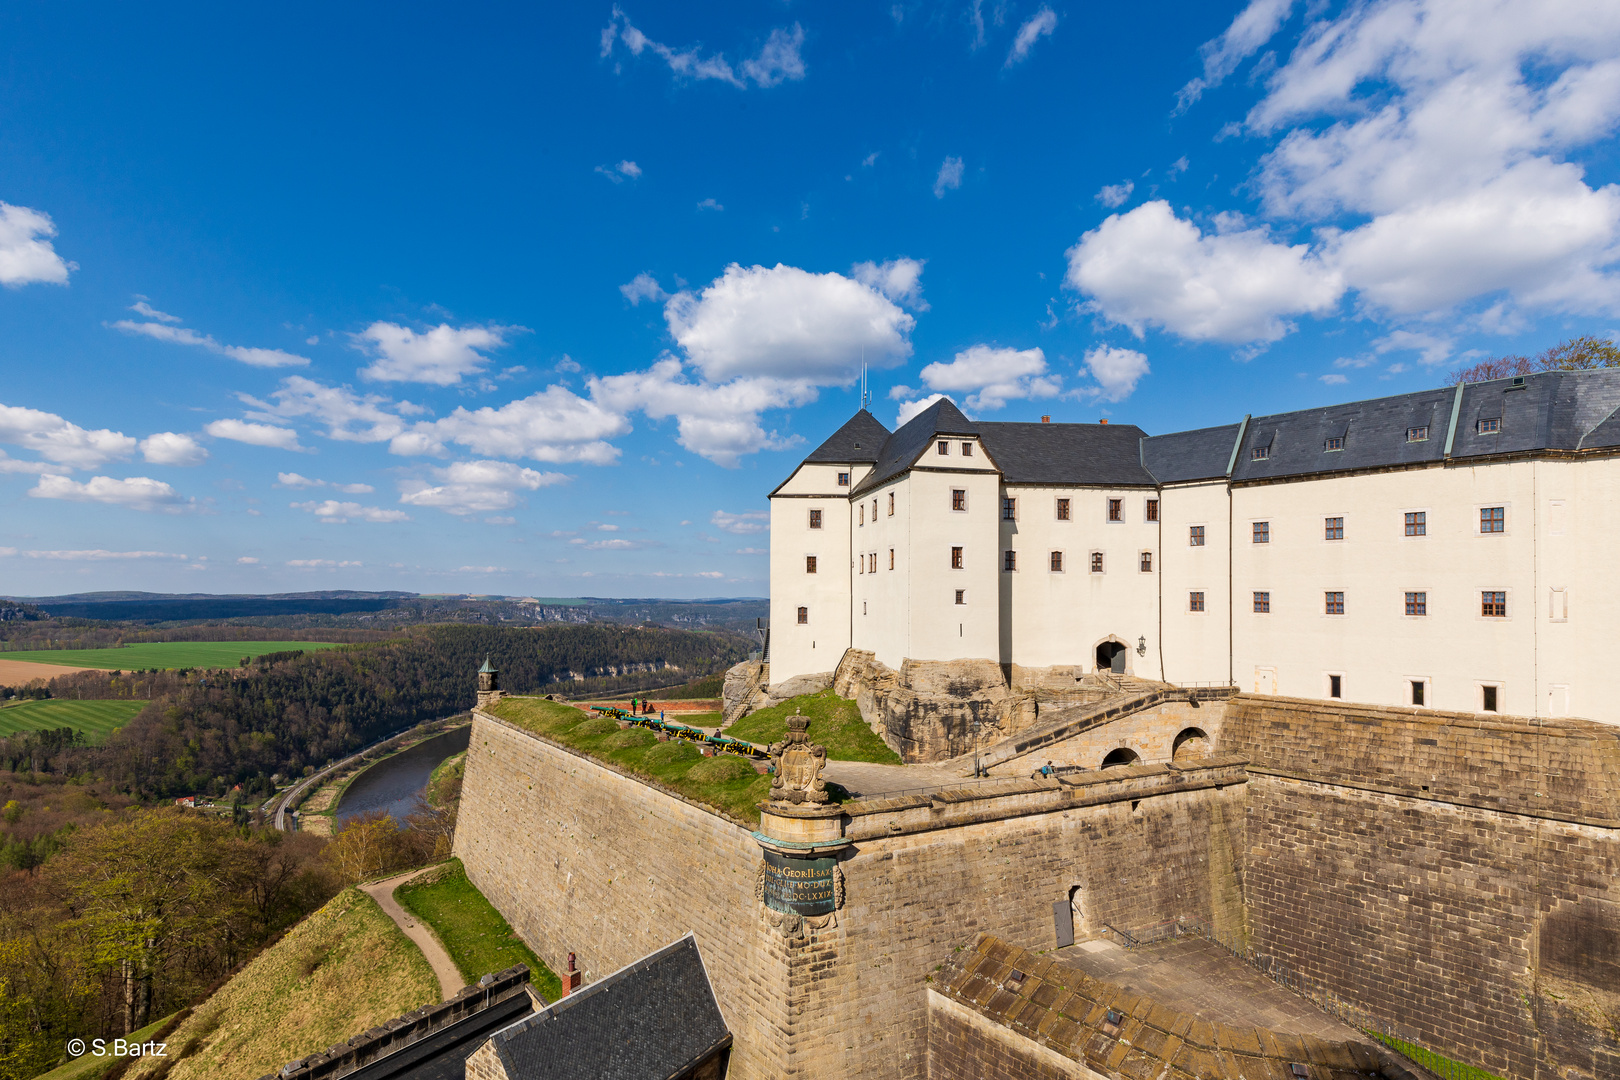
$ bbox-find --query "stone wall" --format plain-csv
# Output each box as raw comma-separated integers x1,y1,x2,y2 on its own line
1222,695,1620,1080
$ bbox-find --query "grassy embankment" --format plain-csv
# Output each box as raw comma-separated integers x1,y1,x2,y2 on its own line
0,699,144,741
35,1011,183,1080
488,689,898,824
395,859,560,1001
0,641,343,670
425,750,465,806
120,888,437,1080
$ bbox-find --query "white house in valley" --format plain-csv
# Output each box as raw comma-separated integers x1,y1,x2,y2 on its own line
767,370,1620,725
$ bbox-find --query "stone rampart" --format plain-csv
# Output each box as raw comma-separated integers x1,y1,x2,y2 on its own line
1223,694,1620,1080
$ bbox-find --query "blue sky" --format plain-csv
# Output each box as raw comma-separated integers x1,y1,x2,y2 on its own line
2,1,1618,598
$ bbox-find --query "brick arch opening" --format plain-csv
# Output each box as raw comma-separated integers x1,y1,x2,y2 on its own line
1172,727,1210,762
1100,747,1140,769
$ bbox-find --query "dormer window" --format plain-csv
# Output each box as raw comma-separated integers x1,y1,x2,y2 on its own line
1406,426,1429,442
1324,437,1344,452
837,472,850,486
938,440,949,455
1478,417,1501,434
962,442,973,456
1251,445,1271,460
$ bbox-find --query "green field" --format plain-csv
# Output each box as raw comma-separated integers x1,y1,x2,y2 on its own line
0,641,344,670
396,859,560,1000
0,699,146,741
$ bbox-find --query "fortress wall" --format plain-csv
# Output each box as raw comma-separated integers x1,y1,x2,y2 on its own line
986,696,1224,774
453,712,791,1080
1224,695,1620,1080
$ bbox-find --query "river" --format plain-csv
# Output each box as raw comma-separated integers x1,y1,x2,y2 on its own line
335,725,471,828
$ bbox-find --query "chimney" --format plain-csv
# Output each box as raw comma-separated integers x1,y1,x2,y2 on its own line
1100,419,1108,425
561,952,581,996
1040,415,1050,423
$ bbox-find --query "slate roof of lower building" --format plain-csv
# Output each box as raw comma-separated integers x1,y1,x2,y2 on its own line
852,397,979,495
1140,423,1243,484
803,409,892,464
480,935,729,1080
977,422,1155,486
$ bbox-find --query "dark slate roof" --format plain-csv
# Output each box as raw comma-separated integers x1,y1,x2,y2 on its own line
802,409,891,464
1140,423,1243,484
481,936,729,1080
851,397,978,495
977,422,1156,486
1449,369,1620,458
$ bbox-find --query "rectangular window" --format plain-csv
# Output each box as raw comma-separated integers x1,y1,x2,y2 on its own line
1407,426,1429,442
869,553,877,573
1411,680,1425,706
1482,590,1507,617
1325,591,1344,615
1329,674,1342,698
1480,506,1505,533
1324,437,1344,452
951,546,964,570
1324,516,1344,540
1089,552,1104,573
952,488,966,511
1189,591,1205,612
859,505,864,525
1139,551,1153,572
1405,511,1426,536
954,589,965,605
1253,521,1270,544
1002,498,1017,521
805,556,817,574
1003,550,1017,572
1056,498,1071,521
1253,591,1271,613
888,492,894,515
938,440,949,455
1482,685,1499,712
1252,445,1270,460
1145,498,1159,522
1050,551,1063,572
872,499,878,521
1107,498,1123,522
858,554,863,574
1190,525,1205,547
797,606,808,624
889,548,894,570
1405,591,1427,616
809,509,823,529
837,472,850,487
1478,417,1501,434
962,442,973,456
1549,586,1568,622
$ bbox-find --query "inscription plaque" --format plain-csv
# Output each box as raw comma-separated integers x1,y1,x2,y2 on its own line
761,849,837,916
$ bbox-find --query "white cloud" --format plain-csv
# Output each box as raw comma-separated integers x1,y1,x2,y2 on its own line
30,474,195,513
577,537,641,551
1095,181,1134,208
287,559,362,568
596,160,642,183
895,393,950,427
694,570,725,579
291,500,411,524
933,156,964,198
1080,345,1152,402
851,257,929,310
0,450,55,474
130,300,180,322
275,472,373,493
1064,201,1345,344
111,318,309,368
0,202,74,286
697,197,724,211
711,510,769,535
1005,7,1057,67
735,547,767,555
1320,373,1350,384
391,386,628,464
1175,0,1293,112
0,403,137,468
237,556,260,564
455,565,508,573
620,273,669,305
140,432,208,466
918,345,1061,411
205,419,303,450
1374,329,1454,367
243,376,413,443
589,358,810,467
602,8,806,89
356,321,516,386
398,459,568,516
615,160,641,179
22,549,191,561
664,263,914,382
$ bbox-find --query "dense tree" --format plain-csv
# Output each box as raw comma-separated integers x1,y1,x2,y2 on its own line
1450,335,1620,384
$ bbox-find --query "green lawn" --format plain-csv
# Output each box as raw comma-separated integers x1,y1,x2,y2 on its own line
489,696,776,824
395,860,561,1001
1369,1032,1503,1080
0,699,145,742
0,641,343,670
727,690,902,765
33,1011,181,1080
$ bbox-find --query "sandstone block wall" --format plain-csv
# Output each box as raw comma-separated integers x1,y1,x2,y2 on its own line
926,991,1100,1080
1223,695,1620,1080
982,697,1223,774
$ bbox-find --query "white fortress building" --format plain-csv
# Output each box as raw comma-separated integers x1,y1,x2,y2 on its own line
768,370,1620,726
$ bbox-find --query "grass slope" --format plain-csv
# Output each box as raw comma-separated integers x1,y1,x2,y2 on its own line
727,690,902,765
122,888,437,1080
35,1012,180,1080
489,697,775,824
0,641,343,671
396,860,560,1001
0,699,144,742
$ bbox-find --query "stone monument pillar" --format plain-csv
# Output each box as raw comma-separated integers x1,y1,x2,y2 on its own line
753,710,847,937
476,657,502,710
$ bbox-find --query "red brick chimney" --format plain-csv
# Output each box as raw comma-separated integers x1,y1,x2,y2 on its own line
1100,419,1108,425
1040,415,1050,423
561,952,581,996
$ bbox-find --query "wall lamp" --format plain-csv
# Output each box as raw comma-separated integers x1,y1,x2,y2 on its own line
1136,635,1147,656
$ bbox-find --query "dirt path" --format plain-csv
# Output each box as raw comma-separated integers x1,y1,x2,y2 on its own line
362,868,463,1001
